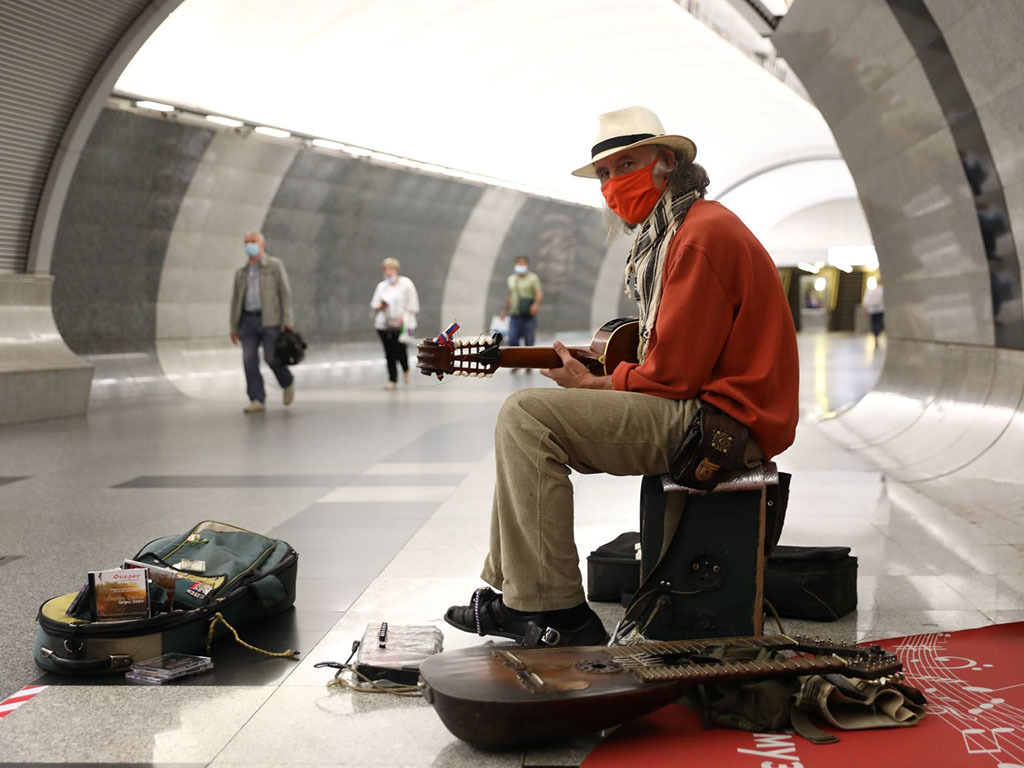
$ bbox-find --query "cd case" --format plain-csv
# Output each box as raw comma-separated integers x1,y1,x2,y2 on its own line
125,653,214,684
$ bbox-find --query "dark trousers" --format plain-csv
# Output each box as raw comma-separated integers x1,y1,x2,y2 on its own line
507,314,537,347
238,312,293,403
870,311,884,338
377,328,409,382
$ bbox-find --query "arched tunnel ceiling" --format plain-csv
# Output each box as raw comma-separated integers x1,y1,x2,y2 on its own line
115,0,846,215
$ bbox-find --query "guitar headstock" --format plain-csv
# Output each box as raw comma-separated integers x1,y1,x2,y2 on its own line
789,635,902,680
417,334,503,378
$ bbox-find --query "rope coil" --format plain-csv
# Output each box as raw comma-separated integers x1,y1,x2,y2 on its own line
205,612,300,659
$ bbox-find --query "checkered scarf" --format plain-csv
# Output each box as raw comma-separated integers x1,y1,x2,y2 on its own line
624,189,701,361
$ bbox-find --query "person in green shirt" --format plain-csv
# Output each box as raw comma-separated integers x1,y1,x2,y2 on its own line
500,256,543,355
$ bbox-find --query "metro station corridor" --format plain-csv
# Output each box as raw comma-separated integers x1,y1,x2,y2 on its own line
4,0,1024,765
2,329,1019,766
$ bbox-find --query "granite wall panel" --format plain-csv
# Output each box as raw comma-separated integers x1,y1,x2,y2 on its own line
486,198,607,335
262,151,484,340
156,131,298,342
49,106,612,372
50,109,212,353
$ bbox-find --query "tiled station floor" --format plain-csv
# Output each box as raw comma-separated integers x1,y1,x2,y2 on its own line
1,330,1018,766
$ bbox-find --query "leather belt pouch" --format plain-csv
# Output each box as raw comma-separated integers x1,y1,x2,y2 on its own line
669,403,749,490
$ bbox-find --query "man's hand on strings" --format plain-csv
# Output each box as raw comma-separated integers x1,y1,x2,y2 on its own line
541,341,613,389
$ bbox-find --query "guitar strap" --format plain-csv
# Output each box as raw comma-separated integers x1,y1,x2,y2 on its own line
614,489,689,640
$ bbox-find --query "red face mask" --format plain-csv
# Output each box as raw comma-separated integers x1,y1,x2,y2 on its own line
601,159,667,226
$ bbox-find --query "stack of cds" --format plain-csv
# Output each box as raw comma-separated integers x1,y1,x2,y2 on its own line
126,653,214,684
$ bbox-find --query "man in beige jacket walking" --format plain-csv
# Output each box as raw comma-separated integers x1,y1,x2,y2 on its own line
229,232,296,413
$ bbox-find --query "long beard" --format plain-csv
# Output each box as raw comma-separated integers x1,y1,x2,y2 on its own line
602,206,635,244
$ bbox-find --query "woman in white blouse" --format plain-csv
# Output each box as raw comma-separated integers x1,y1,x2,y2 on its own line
370,257,420,390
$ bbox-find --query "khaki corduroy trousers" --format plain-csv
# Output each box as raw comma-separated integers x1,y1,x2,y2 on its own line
479,387,700,612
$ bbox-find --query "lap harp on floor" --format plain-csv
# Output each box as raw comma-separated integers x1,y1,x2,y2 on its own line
418,633,904,750
416,317,639,379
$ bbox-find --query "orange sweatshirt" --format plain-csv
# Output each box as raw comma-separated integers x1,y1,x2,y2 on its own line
611,199,799,459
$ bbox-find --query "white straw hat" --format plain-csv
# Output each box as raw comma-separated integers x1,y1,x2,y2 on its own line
571,106,697,178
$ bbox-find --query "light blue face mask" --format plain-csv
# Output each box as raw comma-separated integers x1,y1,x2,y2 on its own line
514,264,528,275
245,242,261,258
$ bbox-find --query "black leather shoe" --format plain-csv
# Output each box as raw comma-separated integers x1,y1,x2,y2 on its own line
521,605,609,647
445,589,609,647
444,587,537,641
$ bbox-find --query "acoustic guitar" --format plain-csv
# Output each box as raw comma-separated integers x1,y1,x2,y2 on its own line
418,633,902,750
416,317,639,379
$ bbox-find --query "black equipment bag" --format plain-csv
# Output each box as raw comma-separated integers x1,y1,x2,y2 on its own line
586,531,641,605
275,329,308,365
611,468,790,642
764,545,857,621
588,470,790,606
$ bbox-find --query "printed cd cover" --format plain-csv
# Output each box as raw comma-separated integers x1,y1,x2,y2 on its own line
90,567,149,621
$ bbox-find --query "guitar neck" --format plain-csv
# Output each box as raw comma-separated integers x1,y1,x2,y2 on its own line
607,634,798,657
497,346,594,370
629,653,847,683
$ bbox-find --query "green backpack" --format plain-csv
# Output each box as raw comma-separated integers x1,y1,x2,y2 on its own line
35,521,298,676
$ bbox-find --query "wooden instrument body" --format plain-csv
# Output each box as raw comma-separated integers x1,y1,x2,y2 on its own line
419,642,683,751
418,634,902,750
416,317,639,378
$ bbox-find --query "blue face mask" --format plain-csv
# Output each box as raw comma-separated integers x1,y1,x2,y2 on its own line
514,264,528,275
245,242,261,258
387,275,398,285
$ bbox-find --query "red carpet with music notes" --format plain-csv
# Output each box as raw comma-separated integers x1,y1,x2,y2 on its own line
583,621,1024,768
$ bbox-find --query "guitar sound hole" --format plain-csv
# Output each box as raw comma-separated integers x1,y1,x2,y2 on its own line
575,659,625,675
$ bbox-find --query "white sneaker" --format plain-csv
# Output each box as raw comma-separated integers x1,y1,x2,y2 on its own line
283,384,295,405
244,400,266,414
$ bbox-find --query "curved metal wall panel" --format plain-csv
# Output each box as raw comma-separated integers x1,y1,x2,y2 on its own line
0,0,149,274
775,0,997,347
817,339,1020,481
778,0,1024,491
930,0,1024,347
